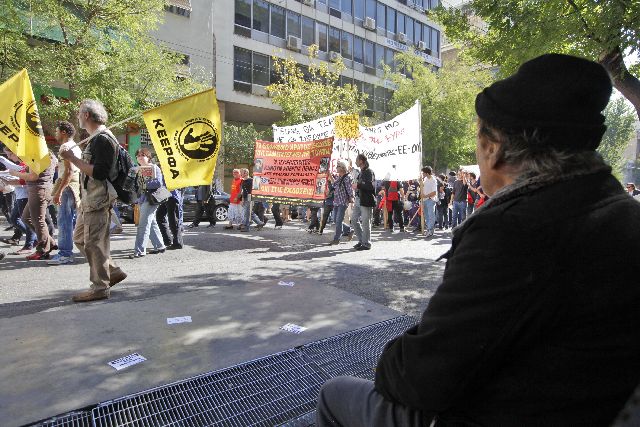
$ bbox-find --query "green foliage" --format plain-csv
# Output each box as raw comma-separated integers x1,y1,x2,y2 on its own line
0,0,208,131
598,97,636,179
222,122,270,167
386,52,493,171
432,0,640,117
267,45,368,126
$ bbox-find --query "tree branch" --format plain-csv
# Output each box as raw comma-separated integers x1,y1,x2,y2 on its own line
566,0,603,43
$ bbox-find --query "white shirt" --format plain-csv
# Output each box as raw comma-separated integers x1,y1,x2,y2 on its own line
422,175,438,201
58,139,82,177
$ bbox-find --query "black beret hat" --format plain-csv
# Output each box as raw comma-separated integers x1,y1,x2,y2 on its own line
475,53,613,151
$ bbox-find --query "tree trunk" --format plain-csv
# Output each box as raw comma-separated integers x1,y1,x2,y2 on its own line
599,47,640,121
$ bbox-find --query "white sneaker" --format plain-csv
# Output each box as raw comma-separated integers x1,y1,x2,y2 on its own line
47,255,74,265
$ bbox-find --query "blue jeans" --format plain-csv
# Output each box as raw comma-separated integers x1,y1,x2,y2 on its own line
135,200,165,255
423,199,436,231
242,199,264,227
57,188,77,257
332,204,351,242
11,198,36,247
452,201,467,227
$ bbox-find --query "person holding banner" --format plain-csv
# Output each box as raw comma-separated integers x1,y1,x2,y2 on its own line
352,154,375,251
225,169,243,230
239,168,264,232
329,160,354,245
421,166,438,237
61,99,127,302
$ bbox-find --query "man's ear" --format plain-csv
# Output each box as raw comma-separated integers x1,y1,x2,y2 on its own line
480,136,501,169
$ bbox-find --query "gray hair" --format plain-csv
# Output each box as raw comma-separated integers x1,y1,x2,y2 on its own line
478,120,607,178
336,160,348,170
79,99,108,124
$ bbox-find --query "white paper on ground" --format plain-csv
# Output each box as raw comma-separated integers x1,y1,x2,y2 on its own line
281,323,307,334
108,353,147,371
278,281,295,287
167,316,192,325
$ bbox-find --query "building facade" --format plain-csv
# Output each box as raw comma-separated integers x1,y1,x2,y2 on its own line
154,0,442,126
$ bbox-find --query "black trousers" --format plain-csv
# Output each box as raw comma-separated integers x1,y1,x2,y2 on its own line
1,192,15,224
437,204,448,229
319,205,333,233
271,203,283,226
156,197,183,248
308,207,320,230
387,200,404,230
254,201,266,223
193,200,215,225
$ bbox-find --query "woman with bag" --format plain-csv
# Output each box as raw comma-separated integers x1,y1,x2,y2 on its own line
130,148,166,258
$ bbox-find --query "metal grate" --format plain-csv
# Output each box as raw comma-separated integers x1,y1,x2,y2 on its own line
276,410,316,427
28,411,92,427
300,316,417,380
91,350,330,427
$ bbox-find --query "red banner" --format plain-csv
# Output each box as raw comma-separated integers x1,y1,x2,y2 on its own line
252,138,333,206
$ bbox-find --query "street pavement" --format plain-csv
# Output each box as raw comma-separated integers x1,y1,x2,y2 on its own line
0,218,451,426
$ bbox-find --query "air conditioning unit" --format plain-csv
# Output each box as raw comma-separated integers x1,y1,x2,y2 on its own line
363,17,376,31
287,35,301,51
417,40,427,50
302,0,314,6
329,51,341,62
396,32,407,43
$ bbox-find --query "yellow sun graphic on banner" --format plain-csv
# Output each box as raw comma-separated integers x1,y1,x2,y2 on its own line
334,114,361,139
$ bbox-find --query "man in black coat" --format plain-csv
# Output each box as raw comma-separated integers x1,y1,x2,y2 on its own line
316,54,640,426
353,154,375,251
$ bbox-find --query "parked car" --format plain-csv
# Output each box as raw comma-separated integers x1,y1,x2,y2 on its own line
116,187,230,224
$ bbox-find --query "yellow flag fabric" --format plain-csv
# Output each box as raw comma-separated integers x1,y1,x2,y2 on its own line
334,114,361,140
0,69,50,173
142,89,221,190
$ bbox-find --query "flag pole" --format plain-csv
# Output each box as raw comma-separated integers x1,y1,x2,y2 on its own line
417,100,426,235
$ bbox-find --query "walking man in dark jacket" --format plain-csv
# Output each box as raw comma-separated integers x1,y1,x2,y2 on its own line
316,54,640,426
352,154,375,250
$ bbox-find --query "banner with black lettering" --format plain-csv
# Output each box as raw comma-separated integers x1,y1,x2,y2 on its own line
252,138,333,206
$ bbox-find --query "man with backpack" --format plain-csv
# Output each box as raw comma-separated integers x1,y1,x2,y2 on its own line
60,99,127,302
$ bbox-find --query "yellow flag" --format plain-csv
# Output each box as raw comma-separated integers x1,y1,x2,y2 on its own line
334,114,361,139
0,69,50,173
142,89,221,190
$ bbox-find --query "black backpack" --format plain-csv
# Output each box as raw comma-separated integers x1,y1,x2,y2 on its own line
100,131,142,204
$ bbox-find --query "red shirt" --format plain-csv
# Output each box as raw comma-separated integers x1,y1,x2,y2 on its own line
230,177,242,204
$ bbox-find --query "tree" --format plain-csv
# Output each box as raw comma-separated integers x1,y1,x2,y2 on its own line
598,97,636,179
385,52,493,171
0,0,207,131
267,45,368,126
433,1,640,120
221,122,269,167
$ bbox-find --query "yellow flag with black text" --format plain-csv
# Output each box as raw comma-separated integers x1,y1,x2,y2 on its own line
142,89,221,190
0,69,50,173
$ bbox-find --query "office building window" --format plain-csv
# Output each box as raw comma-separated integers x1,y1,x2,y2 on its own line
353,0,364,20
365,0,376,20
235,0,251,28
385,88,393,114
302,16,315,46
253,0,269,33
397,12,405,35
414,21,423,44
341,31,353,60
386,7,396,34
270,57,281,84
329,27,341,53
429,0,439,9
385,47,394,71
287,10,301,38
318,23,328,52
253,53,270,86
432,28,440,54
406,17,414,43
329,0,340,9
414,0,424,8
271,5,286,39
234,46,252,84
341,76,354,87
364,82,374,110
354,36,364,64
374,85,385,112
375,43,384,69
376,2,386,30
341,0,352,15
423,24,432,49
364,40,374,67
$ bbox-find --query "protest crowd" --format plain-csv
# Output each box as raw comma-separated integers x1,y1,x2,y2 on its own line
1,53,639,426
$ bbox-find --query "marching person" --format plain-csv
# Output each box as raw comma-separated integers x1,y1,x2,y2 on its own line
225,168,243,230
60,99,127,302
329,160,354,245
48,121,82,265
239,168,264,232
188,184,216,228
316,53,640,427
352,154,375,250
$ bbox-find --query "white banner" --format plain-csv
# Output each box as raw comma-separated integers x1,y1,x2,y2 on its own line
272,112,344,143
273,105,422,181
